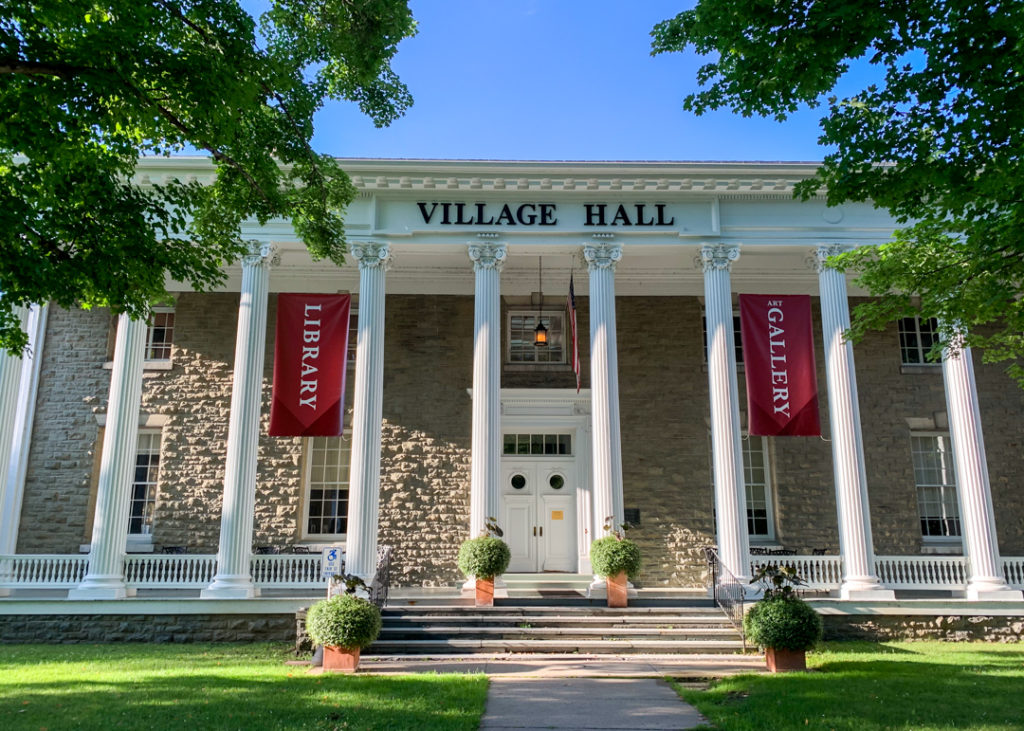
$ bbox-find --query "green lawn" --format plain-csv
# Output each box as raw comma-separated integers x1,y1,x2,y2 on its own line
0,644,488,730
675,641,1024,730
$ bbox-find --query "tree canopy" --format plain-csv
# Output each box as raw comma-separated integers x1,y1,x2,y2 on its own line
652,0,1024,384
0,0,416,353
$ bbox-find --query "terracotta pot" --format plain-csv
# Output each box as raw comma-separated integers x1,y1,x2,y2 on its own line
475,577,495,607
765,647,806,672
606,571,628,608
323,645,360,673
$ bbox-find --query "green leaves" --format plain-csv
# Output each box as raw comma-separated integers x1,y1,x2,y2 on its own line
654,0,1024,384
0,0,416,353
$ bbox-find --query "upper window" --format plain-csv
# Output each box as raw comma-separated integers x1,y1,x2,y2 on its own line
503,433,573,456
743,436,774,540
508,311,565,364
899,316,939,365
702,311,744,365
304,436,351,537
145,307,175,361
911,433,961,539
128,430,161,536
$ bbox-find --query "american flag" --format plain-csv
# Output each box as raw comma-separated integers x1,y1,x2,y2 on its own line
567,273,580,392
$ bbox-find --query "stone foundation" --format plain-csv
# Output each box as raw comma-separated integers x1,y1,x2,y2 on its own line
822,613,1024,642
0,613,297,644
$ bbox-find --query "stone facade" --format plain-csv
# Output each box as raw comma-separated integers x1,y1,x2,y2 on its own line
15,291,1024,587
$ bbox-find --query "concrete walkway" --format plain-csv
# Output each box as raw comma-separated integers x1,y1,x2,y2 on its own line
480,678,707,730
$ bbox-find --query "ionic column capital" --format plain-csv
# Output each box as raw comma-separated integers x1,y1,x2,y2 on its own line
698,244,740,273
809,244,855,273
241,241,278,268
467,241,507,272
351,242,392,271
583,241,622,271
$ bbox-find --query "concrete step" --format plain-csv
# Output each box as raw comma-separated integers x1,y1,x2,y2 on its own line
379,626,740,641
364,638,746,655
383,604,722,616
382,614,730,627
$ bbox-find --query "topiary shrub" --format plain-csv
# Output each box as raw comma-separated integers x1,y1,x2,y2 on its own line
457,536,511,580
305,594,382,650
743,596,823,651
590,536,642,580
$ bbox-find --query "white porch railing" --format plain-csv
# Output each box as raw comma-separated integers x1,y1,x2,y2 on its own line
124,554,218,588
0,554,89,588
750,555,842,590
0,553,325,590
1002,557,1024,586
875,556,968,590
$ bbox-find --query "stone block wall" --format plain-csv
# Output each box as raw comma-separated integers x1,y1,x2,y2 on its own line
0,613,296,643
14,291,1024,587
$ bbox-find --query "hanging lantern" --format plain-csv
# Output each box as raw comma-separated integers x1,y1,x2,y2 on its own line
534,256,548,347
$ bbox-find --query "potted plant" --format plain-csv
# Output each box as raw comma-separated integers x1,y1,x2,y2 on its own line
305,579,382,673
589,517,641,608
743,564,823,672
457,517,511,607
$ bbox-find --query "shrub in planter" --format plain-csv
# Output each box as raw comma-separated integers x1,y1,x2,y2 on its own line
743,564,823,672
589,536,642,580
305,593,382,672
590,523,641,608
458,519,511,606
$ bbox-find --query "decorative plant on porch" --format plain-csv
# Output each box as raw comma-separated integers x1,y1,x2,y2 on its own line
305,577,382,673
457,517,511,607
590,517,641,608
743,563,823,672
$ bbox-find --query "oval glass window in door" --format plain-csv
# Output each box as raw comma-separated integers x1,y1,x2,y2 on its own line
510,473,527,490
548,473,565,490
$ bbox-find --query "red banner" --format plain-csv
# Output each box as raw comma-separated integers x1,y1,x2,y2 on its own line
269,294,350,437
739,295,821,437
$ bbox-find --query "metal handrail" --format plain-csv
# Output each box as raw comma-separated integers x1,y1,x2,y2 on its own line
703,545,746,650
369,544,393,609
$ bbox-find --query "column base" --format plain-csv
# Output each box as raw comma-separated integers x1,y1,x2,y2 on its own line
201,575,258,599
966,580,1024,602
460,576,508,599
840,577,895,601
68,575,129,600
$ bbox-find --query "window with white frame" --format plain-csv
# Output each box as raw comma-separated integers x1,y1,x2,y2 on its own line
507,310,565,363
128,430,161,536
701,311,744,365
743,436,775,540
145,307,175,361
899,316,939,365
912,434,961,538
304,436,351,537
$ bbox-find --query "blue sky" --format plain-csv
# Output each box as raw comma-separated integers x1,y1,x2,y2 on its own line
311,1,833,162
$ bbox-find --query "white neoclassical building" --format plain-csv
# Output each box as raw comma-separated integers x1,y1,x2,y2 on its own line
1,158,1022,606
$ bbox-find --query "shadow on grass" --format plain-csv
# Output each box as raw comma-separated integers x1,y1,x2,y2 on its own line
679,648,1024,731
3,663,487,731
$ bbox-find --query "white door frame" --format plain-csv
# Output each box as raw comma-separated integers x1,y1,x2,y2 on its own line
499,388,592,574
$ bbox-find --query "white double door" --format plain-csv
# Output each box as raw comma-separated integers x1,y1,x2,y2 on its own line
501,459,577,572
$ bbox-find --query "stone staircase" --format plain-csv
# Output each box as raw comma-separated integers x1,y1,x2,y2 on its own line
366,602,744,656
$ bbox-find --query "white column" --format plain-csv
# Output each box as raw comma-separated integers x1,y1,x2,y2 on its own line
699,244,751,586
0,305,30,550
941,332,1023,600
585,240,626,547
202,242,276,599
467,240,506,539
813,245,893,599
344,242,391,582
68,313,147,600
0,305,48,557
